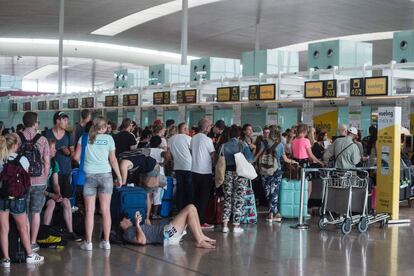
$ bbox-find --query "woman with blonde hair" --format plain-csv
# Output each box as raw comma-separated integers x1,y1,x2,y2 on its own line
0,134,44,267
74,116,122,251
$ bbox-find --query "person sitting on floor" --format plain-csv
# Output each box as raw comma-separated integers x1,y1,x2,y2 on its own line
42,138,82,242
119,204,216,249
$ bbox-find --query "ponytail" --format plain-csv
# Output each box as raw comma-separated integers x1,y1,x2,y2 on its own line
0,136,8,162
89,116,107,144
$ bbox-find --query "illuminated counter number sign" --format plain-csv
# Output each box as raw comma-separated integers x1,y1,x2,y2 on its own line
49,100,60,110
324,80,337,97
177,89,197,104
82,97,94,109
350,78,365,96
153,92,170,105
365,76,388,96
23,102,31,111
123,94,139,106
105,95,119,107
38,101,47,110
11,103,18,112
304,80,337,98
248,84,276,101
217,86,240,102
68,98,79,109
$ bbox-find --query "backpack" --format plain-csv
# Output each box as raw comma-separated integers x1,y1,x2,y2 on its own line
258,141,278,176
0,155,31,198
17,132,43,177
37,225,67,249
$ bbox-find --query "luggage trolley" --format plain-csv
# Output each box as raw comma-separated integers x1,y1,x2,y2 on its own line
318,168,388,234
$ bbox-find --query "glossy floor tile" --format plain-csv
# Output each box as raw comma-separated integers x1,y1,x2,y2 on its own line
5,207,414,276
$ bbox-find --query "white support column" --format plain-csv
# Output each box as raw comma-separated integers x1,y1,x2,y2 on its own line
267,103,278,125
233,104,241,126
178,105,186,124
302,101,314,126
349,99,362,129
180,0,188,65
58,0,65,94
204,105,213,121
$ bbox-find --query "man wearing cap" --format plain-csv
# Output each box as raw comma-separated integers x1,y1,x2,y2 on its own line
325,126,361,169
44,111,75,209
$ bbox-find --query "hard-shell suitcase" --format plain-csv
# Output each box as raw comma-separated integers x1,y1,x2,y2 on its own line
111,186,147,225
241,182,257,224
279,178,308,218
160,177,175,218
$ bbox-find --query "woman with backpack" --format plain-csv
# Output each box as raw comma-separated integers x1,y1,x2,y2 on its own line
74,117,122,251
0,134,44,268
219,125,254,233
256,126,297,222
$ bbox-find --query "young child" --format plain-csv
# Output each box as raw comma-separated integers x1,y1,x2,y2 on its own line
0,134,44,268
42,139,82,241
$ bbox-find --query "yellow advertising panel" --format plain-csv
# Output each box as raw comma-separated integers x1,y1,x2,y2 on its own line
259,84,275,100
313,110,338,138
305,81,323,98
365,76,388,96
217,87,230,102
376,107,401,219
410,113,414,134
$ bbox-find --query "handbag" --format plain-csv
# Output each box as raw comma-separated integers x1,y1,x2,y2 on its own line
235,143,257,180
215,145,226,188
205,188,224,225
72,133,88,186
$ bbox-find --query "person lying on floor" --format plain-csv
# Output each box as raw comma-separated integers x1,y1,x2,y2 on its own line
119,204,216,249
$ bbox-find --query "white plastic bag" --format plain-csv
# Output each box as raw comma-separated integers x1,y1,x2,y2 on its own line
234,152,257,180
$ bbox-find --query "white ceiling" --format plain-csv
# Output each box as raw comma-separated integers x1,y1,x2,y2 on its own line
0,0,413,92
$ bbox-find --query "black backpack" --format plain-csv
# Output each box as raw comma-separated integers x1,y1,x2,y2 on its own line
17,132,43,177
0,155,31,198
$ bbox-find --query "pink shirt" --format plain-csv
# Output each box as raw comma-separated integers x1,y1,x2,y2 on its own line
291,137,311,160
17,127,50,185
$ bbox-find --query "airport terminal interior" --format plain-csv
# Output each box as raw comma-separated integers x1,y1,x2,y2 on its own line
3,0,414,275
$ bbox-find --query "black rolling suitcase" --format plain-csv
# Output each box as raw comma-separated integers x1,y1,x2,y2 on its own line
8,217,26,263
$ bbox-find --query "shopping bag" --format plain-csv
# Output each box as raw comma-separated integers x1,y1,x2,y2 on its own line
235,152,257,180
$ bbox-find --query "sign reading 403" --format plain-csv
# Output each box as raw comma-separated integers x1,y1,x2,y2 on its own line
304,80,337,98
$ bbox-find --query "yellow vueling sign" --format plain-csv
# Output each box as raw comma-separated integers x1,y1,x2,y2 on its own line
313,110,338,138
365,76,388,96
376,107,401,219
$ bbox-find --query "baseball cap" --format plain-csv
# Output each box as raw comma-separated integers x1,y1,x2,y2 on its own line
53,111,69,124
348,127,358,135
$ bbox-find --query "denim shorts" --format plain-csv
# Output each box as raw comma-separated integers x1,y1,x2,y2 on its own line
83,173,114,196
27,185,47,213
0,197,27,215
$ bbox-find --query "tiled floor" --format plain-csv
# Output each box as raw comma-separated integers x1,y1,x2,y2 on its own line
6,207,414,276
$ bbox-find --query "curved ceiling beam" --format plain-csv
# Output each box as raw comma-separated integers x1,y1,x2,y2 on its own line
0,38,198,65
91,0,222,36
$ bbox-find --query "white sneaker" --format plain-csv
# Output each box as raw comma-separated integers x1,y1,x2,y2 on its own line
80,241,93,251
99,240,111,250
233,227,244,233
222,227,229,233
26,253,44,264
0,258,10,268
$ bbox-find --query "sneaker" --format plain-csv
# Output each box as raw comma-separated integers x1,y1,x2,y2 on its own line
266,214,273,222
98,240,111,250
26,253,44,264
200,223,214,229
31,243,40,252
273,214,282,222
222,227,229,233
69,232,83,242
0,258,10,268
80,241,93,251
233,227,244,233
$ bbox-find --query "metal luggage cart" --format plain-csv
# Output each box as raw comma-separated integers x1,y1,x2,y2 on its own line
318,168,388,234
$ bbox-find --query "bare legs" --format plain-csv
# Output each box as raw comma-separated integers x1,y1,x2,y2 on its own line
0,211,32,258
171,204,216,249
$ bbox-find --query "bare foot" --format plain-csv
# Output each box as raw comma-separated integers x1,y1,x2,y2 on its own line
196,241,216,249
203,237,216,244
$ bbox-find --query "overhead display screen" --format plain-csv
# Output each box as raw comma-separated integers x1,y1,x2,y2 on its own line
49,100,59,110
123,94,139,106
38,101,47,110
248,84,276,101
68,98,79,109
177,89,197,104
23,102,31,111
304,80,337,98
105,95,118,107
11,103,18,112
350,78,365,97
81,97,94,109
217,86,240,102
153,92,170,105
365,76,388,96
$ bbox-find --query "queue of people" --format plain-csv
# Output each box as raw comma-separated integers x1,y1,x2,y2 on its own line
0,109,379,268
